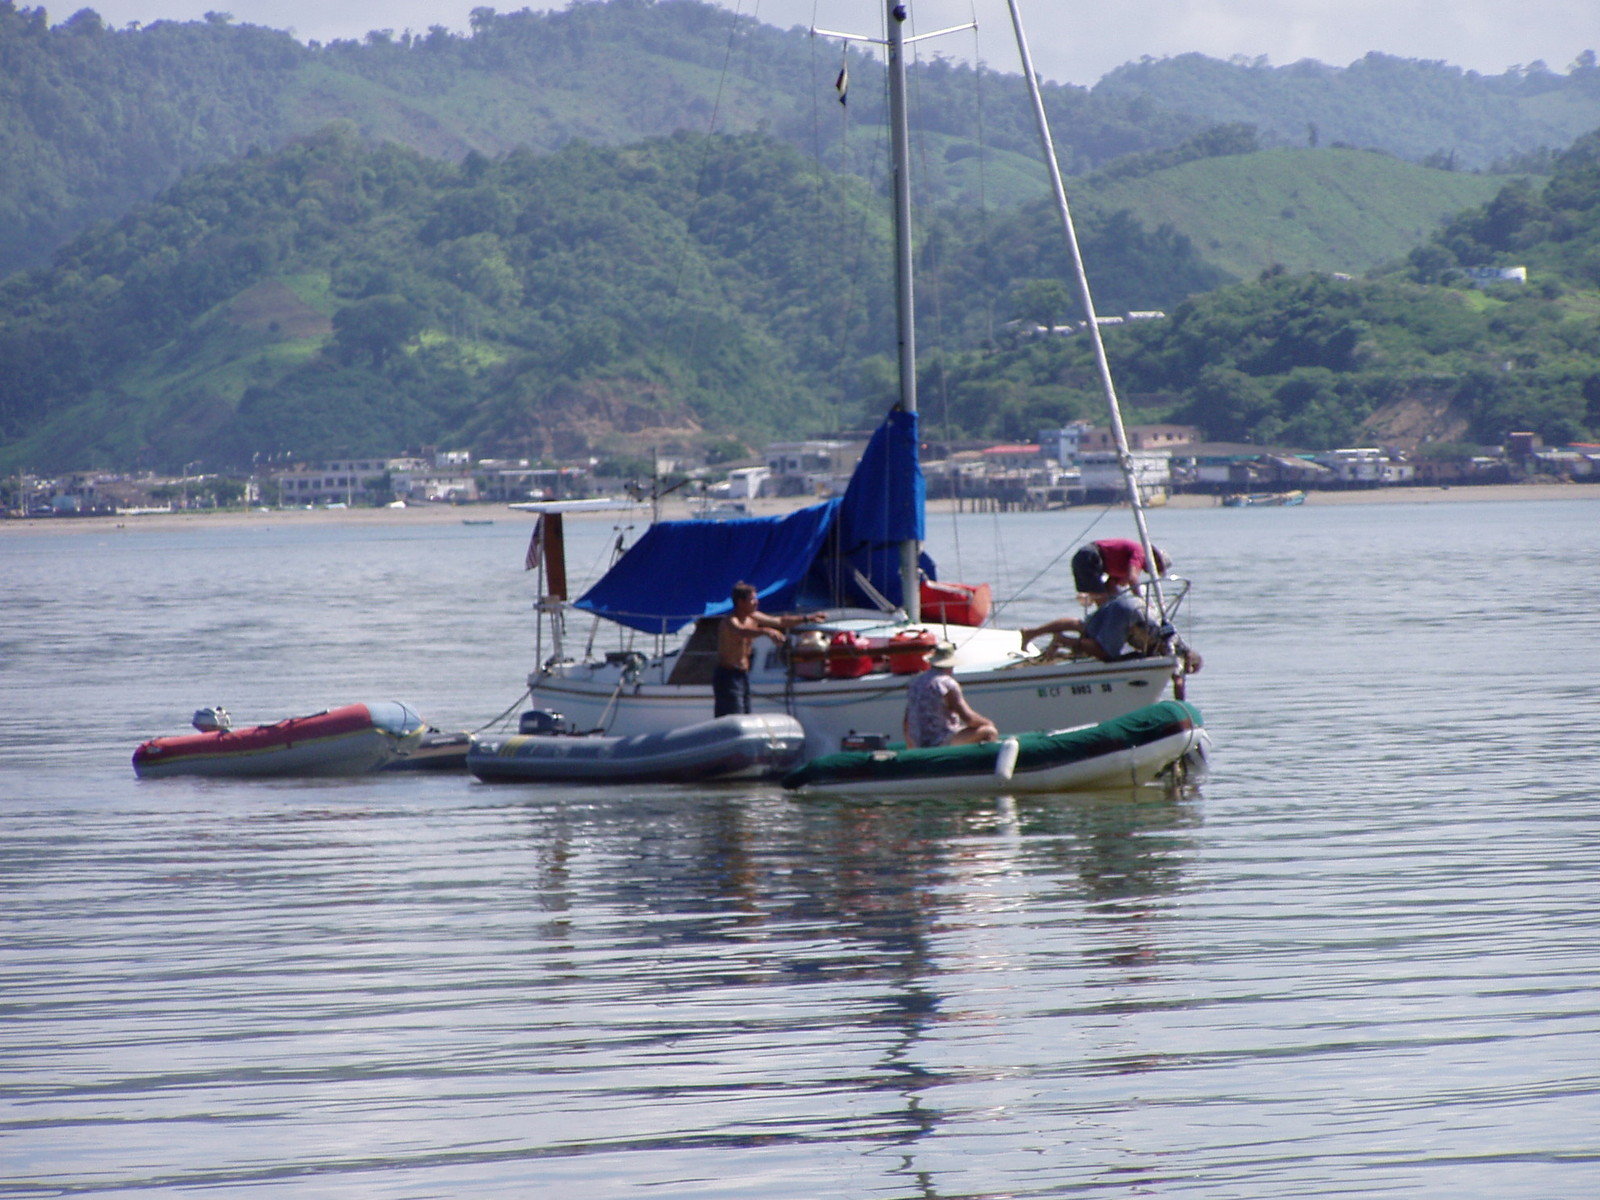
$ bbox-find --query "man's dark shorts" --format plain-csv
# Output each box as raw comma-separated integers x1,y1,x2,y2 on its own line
712,665,750,717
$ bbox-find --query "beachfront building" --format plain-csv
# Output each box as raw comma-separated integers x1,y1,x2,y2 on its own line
1079,450,1172,504
474,462,592,503
764,439,866,497
1037,422,1095,466
390,466,480,504
1077,424,1200,455
271,453,482,506
1312,448,1415,486
272,458,395,505
723,466,770,500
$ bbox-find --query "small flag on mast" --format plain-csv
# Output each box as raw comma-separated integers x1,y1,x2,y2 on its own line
834,59,848,106
524,516,542,571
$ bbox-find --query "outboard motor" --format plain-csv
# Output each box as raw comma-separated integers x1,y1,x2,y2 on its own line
519,710,566,735
192,706,232,732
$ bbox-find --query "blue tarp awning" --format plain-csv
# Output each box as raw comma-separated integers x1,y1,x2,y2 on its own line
573,409,931,634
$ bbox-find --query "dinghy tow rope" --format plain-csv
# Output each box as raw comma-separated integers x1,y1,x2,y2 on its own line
474,688,531,735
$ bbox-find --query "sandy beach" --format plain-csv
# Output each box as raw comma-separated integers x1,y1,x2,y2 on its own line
4,481,1597,536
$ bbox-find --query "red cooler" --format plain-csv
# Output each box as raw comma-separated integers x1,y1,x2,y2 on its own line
825,631,876,679
885,627,937,674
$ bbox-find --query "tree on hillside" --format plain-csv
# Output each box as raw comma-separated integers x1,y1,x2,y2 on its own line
331,295,423,369
1011,279,1074,328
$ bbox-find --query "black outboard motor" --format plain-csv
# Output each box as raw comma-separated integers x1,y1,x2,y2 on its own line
519,710,566,735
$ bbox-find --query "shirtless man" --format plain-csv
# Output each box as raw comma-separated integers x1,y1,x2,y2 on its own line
714,582,826,717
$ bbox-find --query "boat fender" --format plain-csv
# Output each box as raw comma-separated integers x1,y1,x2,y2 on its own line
192,707,231,732
994,737,1020,782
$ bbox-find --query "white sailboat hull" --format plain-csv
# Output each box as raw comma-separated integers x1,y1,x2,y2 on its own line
529,641,1176,758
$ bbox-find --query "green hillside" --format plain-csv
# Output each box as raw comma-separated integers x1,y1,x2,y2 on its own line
1085,148,1514,278
1095,52,1600,169
5,0,1600,280
0,124,1230,473
0,0,1197,278
922,131,1600,450
5,124,1599,473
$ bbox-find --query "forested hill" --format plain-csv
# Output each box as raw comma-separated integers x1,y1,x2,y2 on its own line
0,0,1190,278
4,122,1598,475
930,130,1600,453
0,125,1230,473
5,0,1600,279
1096,51,1600,170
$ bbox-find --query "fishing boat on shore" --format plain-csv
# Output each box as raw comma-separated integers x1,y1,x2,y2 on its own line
511,1,1201,762
132,701,427,778
1222,490,1306,508
783,700,1207,797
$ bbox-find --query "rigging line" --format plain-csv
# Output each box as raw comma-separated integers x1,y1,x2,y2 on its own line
846,44,897,435
653,1,758,394
986,504,1116,624
806,22,868,437
966,0,996,349
899,7,967,585
938,6,991,585
826,43,866,435
812,31,890,437
582,526,634,658
1004,0,1167,624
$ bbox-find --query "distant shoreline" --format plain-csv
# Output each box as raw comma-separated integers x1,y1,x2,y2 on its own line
1159,481,1600,508
5,481,1597,536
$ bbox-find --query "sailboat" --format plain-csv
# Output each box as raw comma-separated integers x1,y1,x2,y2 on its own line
517,1,1199,760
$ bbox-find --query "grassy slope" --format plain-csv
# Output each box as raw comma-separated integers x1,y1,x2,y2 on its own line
1083,148,1514,278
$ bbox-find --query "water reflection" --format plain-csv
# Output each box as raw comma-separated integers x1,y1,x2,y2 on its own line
473,779,1202,1180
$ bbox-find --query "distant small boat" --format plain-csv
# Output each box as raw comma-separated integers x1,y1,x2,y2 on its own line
782,700,1206,798
1222,490,1306,508
693,501,750,520
469,713,807,784
133,702,426,778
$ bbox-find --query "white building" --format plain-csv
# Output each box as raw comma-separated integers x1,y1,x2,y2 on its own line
272,458,392,505
391,468,479,503
1311,448,1414,485
1078,450,1171,503
724,466,770,500
765,440,865,496
272,455,482,505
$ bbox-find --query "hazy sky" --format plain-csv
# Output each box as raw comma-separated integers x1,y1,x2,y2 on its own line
71,0,1596,87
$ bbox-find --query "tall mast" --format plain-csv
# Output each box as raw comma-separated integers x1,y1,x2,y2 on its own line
1004,0,1166,615
815,3,971,622
886,3,920,623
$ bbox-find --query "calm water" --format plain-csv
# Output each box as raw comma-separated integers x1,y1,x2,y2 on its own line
3,498,1599,1198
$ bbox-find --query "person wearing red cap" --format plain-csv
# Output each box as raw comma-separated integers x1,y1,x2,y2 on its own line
1071,538,1170,595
